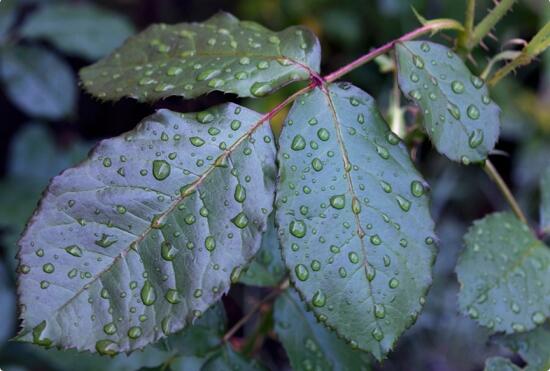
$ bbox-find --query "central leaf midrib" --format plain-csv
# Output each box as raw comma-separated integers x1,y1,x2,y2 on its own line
53,112,270,315
320,86,382,350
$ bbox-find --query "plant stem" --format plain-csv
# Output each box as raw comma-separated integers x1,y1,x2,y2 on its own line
483,160,527,223
222,279,289,342
457,0,476,52
467,0,517,50
324,19,463,83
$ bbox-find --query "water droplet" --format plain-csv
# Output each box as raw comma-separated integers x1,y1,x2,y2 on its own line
65,245,82,257
317,128,330,141
295,264,309,281
165,289,181,304
205,236,216,252
312,290,326,307
348,252,360,264
32,321,52,347
291,135,306,151
396,195,411,211
141,281,156,306
409,89,422,100
310,260,321,271
161,241,178,261
374,303,386,318
232,212,249,229
420,42,430,52
389,278,399,288
466,104,480,120
447,102,461,120
330,195,345,209
461,156,471,165
290,220,306,238
352,197,361,214
234,184,246,203
365,264,376,281
250,82,273,97
510,302,520,313
152,160,171,180
410,73,419,82
196,111,215,123
128,326,142,339
531,311,545,325
410,180,425,197
468,129,484,148
412,54,425,69
42,263,55,274
371,327,384,341
370,235,381,245
311,158,323,171
451,80,465,94
196,69,220,81
375,145,389,159
470,75,484,89
96,339,118,355
167,66,182,76
103,322,117,335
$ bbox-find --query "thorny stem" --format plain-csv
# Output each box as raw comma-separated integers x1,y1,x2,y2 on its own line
457,0,476,53
323,19,462,83
222,279,289,342
467,0,517,50
483,160,528,224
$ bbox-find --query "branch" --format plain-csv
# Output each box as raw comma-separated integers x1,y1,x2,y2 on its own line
483,160,527,224
222,279,289,342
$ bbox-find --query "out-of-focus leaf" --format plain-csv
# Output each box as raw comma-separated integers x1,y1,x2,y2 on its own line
496,324,550,371
484,357,521,371
396,41,500,164
0,262,16,346
0,0,16,39
16,105,276,354
276,83,436,359
80,12,320,102
541,167,550,233
239,213,286,287
274,290,371,370
456,212,550,334
0,46,76,119
20,3,135,61
201,344,265,371
0,125,89,272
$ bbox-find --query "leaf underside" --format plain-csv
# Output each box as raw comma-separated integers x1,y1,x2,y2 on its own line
274,290,371,371
484,357,521,371
239,213,286,287
275,82,436,359
396,41,500,164
79,11,320,102
456,212,550,334
16,104,276,354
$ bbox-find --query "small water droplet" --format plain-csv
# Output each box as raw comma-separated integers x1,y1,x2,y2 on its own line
468,129,484,148
466,104,480,120
312,290,326,307
291,135,306,151
295,264,309,281
451,80,465,94
141,281,156,306
290,220,307,238
65,245,82,257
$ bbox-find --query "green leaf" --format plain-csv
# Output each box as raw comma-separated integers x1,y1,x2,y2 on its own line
274,290,371,370
16,104,276,354
20,3,135,61
275,82,436,359
484,357,521,371
79,12,320,102
456,212,550,334
200,344,265,371
239,213,286,287
395,41,500,164
541,167,550,234
496,324,550,371
0,46,76,119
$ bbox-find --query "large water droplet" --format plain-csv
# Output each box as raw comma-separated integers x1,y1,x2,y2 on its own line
165,289,181,304
103,322,117,335
295,264,309,281
410,180,425,197
317,128,330,141
232,212,249,229
371,327,384,341
396,195,411,212
289,220,307,238
447,103,461,120
312,290,326,307
141,281,156,306
468,129,484,148
128,326,142,339
250,82,273,97
65,245,82,257
374,303,386,319
234,184,246,203
205,236,216,252
291,135,306,151
330,195,345,209
96,339,119,355
152,160,171,180
161,241,178,261
466,104,480,120
451,80,465,94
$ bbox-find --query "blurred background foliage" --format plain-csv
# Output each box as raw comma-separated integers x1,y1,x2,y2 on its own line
0,0,548,370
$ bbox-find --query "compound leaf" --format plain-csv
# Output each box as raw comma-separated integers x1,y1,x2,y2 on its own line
80,12,320,102
239,213,286,287
275,83,436,359
456,212,550,334
540,166,550,233
496,324,550,371
274,289,371,370
16,104,276,354
0,46,76,120
396,41,500,164
20,3,135,61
